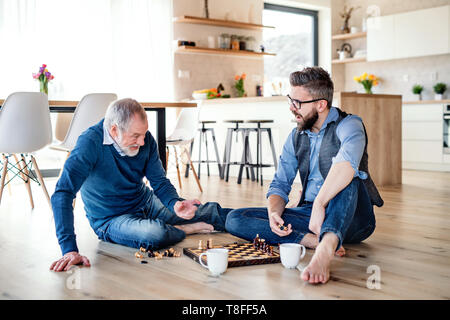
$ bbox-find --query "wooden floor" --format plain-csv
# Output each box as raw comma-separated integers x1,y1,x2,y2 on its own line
0,169,449,300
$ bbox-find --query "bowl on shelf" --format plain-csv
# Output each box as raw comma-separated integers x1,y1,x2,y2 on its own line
192,92,208,100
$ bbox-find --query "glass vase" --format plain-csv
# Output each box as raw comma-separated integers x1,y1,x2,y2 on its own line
40,80,48,95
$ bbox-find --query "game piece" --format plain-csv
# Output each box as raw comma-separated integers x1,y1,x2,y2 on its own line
278,224,288,231
253,234,260,248
207,238,213,249
141,260,148,264
148,249,155,258
135,252,144,259
139,247,147,253
198,240,203,250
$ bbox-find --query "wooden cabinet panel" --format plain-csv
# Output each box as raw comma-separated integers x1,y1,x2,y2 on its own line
336,92,402,186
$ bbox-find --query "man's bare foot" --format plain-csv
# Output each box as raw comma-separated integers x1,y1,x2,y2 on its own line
300,233,345,257
301,233,339,284
174,222,214,235
335,246,346,257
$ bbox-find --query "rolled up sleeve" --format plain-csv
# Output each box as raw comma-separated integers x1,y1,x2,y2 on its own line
333,115,368,179
266,129,299,203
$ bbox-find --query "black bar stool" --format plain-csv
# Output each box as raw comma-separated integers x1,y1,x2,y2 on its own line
185,121,222,179
222,120,255,182
237,120,278,186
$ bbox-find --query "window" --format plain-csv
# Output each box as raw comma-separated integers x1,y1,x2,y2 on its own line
263,3,318,96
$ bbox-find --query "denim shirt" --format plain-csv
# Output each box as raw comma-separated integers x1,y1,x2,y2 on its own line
267,107,368,204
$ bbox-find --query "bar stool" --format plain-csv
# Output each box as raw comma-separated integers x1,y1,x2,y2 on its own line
185,120,222,179
222,120,255,182
237,120,278,186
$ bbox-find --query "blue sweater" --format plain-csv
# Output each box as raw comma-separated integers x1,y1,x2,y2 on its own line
51,119,182,255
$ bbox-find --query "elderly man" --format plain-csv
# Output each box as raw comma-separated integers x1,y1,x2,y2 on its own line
225,67,383,284
50,98,231,272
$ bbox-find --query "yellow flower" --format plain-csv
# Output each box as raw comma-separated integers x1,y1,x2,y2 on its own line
373,80,378,86
368,74,375,80
353,76,359,82
362,72,368,80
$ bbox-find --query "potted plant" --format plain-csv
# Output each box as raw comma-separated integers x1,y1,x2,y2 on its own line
412,84,424,101
433,82,447,100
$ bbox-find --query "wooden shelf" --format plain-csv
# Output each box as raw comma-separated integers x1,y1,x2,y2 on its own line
332,56,366,64
176,46,276,57
332,31,366,40
173,15,275,30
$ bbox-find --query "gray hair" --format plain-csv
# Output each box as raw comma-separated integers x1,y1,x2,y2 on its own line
104,98,147,132
289,67,334,108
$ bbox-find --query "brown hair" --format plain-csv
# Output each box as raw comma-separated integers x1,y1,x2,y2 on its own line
289,67,334,108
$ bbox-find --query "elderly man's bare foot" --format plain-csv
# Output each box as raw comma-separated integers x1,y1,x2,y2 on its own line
301,233,339,284
300,233,319,249
301,233,345,257
174,222,214,235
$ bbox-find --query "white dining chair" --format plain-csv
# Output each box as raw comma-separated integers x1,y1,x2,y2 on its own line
51,93,117,155
0,92,53,209
166,107,203,192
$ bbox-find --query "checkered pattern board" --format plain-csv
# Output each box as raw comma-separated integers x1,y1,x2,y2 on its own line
183,242,280,268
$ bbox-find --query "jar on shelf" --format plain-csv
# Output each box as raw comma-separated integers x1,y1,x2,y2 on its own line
219,33,230,49
238,36,246,51
230,35,240,50
245,36,256,51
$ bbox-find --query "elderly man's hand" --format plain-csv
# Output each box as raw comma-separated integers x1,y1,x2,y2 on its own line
174,199,201,220
50,252,91,272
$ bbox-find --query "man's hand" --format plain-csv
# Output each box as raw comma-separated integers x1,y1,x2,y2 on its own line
50,251,91,272
174,199,201,220
309,201,326,235
268,212,292,237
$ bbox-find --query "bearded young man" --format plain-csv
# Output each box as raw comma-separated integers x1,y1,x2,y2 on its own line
50,98,231,272
225,67,383,284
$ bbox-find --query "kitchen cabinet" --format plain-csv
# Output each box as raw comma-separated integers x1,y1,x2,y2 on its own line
366,15,395,61
367,5,450,61
402,102,450,171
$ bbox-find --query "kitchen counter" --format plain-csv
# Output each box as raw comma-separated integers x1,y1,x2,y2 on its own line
403,99,450,105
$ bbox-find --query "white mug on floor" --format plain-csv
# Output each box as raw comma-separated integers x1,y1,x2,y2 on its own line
279,243,306,269
199,248,229,276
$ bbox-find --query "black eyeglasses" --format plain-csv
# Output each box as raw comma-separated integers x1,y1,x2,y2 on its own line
287,94,327,110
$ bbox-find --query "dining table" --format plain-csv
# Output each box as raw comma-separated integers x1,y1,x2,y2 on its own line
0,99,197,171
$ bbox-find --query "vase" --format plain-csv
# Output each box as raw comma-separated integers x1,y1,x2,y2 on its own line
435,93,443,100
40,81,48,95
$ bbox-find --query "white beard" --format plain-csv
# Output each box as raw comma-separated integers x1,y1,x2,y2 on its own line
116,131,140,157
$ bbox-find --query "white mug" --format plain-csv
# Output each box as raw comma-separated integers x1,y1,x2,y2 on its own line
279,243,306,269
199,248,229,276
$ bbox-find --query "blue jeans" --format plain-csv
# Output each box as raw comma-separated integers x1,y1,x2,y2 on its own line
225,178,376,251
93,192,232,250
